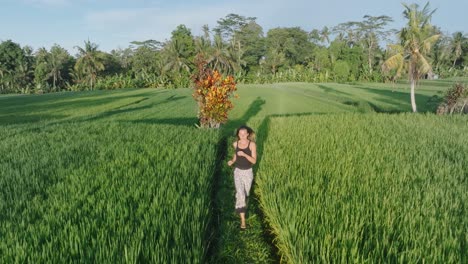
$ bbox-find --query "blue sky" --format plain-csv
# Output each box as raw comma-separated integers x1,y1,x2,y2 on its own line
1,0,466,55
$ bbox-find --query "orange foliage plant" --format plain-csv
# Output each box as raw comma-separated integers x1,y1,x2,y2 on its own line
192,56,237,128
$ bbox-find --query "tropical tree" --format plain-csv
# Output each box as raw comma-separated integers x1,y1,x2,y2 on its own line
74,40,105,89
320,26,331,45
264,47,286,74
110,47,133,71
382,2,440,112
450,31,466,68
309,29,322,45
0,40,34,93
226,39,246,75
15,46,35,93
233,20,265,72
312,46,331,72
207,34,232,74
333,21,363,47
359,15,394,75
213,13,256,41
48,45,73,90
130,40,162,79
161,24,196,87
162,39,192,75
195,24,212,59
266,27,314,67
34,47,51,91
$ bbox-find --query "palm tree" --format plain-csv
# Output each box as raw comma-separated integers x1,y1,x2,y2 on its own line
202,24,211,42
451,32,465,68
74,40,105,90
227,39,246,75
162,39,192,75
49,45,71,91
207,34,232,74
382,2,440,112
320,26,331,44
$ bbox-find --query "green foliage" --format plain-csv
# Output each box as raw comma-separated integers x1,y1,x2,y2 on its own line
214,13,257,41
333,60,351,82
168,24,196,64
33,45,74,93
256,114,468,263
382,2,441,112
74,40,106,90
234,21,266,71
130,45,162,77
0,89,219,263
266,27,314,67
192,56,237,128
0,79,461,263
437,82,468,114
0,40,35,93
0,12,463,96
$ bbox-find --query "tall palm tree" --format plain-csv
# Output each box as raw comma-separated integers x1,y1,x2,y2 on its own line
162,39,192,75
74,40,105,90
227,39,246,75
202,24,211,42
451,32,465,68
382,2,440,112
48,45,71,91
0,68,3,92
207,34,231,74
320,26,331,44
195,36,212,59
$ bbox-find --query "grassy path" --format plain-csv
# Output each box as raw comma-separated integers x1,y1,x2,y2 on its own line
207,135,278,263
207,96,280,263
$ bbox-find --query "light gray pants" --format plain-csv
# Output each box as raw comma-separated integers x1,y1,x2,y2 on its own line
233,168,253,213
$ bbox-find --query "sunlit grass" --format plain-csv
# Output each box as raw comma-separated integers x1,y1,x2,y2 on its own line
0,79,462,262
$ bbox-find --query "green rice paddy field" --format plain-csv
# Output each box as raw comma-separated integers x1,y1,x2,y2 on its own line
1,80,466,263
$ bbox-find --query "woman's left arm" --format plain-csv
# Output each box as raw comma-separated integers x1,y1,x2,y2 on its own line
241,143,257,165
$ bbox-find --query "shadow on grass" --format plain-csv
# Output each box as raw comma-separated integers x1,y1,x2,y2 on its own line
207,97,283,264
207,95,341,263
85,95,187,123
0,114,70,126
206,98,336,263
0,90,169,126
0,95,131,125
0,91,158,112
127,117,199,127
317,84,354,97
352,85,443,113
221,97,266,137
0,94,154,126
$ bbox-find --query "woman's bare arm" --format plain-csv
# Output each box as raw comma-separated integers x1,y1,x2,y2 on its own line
227,142,237,166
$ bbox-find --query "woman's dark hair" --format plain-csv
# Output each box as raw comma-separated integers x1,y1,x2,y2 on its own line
236,125,256,141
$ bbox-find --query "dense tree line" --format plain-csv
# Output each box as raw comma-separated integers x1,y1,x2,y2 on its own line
0,4,467,94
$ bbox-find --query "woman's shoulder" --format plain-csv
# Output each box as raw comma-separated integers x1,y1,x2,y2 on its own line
249,141,257,148
232,141,238,148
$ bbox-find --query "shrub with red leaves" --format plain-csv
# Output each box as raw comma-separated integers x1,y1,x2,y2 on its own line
192,55,237,128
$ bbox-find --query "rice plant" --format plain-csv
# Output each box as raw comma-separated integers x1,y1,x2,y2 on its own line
0,88,219,263
255,113,468,263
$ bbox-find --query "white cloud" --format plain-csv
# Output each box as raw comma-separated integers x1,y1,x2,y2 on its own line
24,0,70,6
80,1,315,50
84,5,230,43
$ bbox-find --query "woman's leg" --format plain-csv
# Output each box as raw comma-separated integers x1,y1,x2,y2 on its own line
234,168,247,214
234,168,254,228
